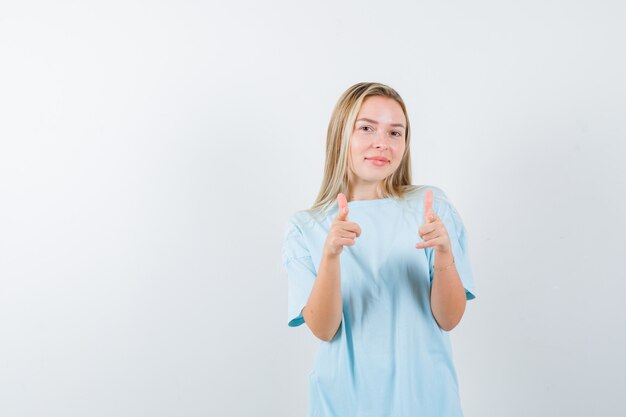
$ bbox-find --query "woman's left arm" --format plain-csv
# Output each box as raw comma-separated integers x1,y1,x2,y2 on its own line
415,189,467,331
430,249,466,331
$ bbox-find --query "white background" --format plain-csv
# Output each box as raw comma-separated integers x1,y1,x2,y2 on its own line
1,1,625,416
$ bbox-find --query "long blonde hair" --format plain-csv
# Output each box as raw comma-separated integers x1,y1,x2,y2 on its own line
308,82,423,215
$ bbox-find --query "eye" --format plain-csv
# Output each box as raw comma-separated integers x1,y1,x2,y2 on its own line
392,131,401,137
360,125,373,132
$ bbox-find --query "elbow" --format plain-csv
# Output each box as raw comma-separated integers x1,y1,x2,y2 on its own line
303,306,341,342
432,296,466,332
437,316,462,332
432,310,461,331
439,322,456,332
314,324,340,342
317,333,333,342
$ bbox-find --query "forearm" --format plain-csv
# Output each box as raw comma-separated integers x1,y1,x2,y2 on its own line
302,252,343,341
430,249,466,331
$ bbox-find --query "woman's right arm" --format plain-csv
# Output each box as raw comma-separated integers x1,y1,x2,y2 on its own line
302,252,343,342
302,193,360,342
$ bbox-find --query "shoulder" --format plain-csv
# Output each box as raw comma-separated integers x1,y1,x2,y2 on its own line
284,208,324,236
287,208,320,226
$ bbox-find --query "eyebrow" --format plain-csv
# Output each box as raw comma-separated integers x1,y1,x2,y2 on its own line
356,118,406,129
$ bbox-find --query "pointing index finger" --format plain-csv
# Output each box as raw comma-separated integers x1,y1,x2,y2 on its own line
423,189,434,222
336,193,348,220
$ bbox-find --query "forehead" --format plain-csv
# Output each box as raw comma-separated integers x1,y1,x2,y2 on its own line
356,96,406,125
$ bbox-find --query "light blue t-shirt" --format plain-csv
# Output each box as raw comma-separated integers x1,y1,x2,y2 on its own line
281,185,477,417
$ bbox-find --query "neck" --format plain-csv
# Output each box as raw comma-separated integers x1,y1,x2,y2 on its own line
349,181,384,201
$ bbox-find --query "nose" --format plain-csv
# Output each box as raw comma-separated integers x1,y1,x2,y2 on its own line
373,132,390,149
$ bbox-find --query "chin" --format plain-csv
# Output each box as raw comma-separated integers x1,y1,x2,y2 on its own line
359,172,390,182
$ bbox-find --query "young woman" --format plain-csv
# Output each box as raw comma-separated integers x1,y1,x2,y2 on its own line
281,82,477,416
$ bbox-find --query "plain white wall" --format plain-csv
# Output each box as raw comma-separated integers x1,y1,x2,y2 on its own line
1,1,624,416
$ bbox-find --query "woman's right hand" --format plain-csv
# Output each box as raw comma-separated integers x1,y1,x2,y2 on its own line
323,193,362,257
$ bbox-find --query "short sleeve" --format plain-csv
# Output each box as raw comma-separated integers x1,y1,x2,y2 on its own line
427,195,477,300
281,217,317,327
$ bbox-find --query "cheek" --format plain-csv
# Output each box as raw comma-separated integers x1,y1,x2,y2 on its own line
393,144,405,164
391,141,405,154
349,140,365,167
350,138,368,155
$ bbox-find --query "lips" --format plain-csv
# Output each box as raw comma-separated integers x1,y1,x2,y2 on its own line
365,156,390,162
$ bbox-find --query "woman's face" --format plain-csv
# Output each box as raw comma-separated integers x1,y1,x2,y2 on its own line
349,95,407,185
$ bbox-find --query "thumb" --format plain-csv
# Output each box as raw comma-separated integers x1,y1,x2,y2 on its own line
336,193,349,221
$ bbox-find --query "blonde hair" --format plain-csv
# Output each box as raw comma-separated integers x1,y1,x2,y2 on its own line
308,82,423,215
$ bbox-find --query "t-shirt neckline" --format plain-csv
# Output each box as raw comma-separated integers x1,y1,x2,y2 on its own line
346,197,395,208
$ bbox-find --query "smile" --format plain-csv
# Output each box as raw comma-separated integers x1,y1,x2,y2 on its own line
365,158,389,166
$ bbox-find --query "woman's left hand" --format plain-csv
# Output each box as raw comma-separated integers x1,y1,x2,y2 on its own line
415,189,452,254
